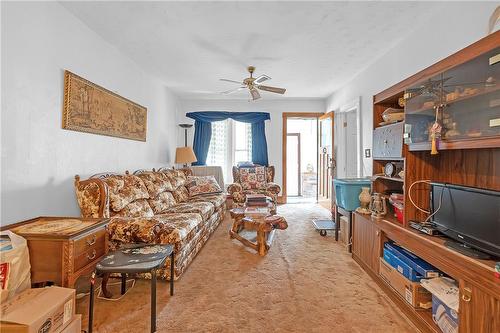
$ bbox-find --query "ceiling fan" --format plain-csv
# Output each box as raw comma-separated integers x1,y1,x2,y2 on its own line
220,66,286,100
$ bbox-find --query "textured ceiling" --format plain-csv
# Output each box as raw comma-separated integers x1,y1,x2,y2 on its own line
61,1,444,100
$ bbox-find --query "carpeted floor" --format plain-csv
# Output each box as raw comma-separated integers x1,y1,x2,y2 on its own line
77,203,417,332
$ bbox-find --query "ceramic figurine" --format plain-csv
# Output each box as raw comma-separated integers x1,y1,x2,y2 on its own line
370,193,387,218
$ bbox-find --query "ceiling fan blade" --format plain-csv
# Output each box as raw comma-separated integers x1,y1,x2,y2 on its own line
250,88,261,100
253,74,271,85
221,87,246,95
220,78,243,85
257,85,286,94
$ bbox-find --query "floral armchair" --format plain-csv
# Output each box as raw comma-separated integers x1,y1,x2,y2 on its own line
227,165,281,207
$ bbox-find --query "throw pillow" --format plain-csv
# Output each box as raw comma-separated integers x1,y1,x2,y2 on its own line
186,176,222,197
172,186,190,203
239,166,267,190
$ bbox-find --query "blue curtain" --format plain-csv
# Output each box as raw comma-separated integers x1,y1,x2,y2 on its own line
251,121,268,166
186,111,271,166
192,120,212,166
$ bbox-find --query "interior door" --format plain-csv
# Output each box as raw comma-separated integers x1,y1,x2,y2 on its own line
318,112,335,210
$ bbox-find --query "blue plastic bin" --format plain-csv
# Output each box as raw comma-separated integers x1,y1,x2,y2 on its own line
333,178,371,211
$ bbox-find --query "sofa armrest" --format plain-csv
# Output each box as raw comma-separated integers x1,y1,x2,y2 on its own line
227,183,243,195
74,175,110,218
266,182,281,195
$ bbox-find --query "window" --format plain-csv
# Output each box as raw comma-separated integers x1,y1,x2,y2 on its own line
206,120,252,184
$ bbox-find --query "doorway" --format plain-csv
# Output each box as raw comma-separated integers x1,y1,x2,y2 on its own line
318,112,335,210
335,98,362,178
282,113,322,204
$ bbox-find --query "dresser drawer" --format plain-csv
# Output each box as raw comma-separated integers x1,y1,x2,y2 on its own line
74,228,106,256
74,241,106,272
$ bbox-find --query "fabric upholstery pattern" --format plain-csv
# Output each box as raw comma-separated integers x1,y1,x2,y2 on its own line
103,175,150,212
148,191,176,214
186,176,222,197
75,180,108,218
162,169,187,189
228,166,281,206
165,201,215,221
136,172,174,197
189,193,226,209
172,186,190,203
239,166,267,190
111,199,154,218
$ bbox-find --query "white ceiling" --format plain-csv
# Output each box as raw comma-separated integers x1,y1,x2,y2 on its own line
61,1,444,100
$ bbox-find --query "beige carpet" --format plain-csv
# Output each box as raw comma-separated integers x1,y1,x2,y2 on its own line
77,203,417,332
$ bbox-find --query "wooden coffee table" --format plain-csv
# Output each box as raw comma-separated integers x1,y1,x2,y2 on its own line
229,203,277,256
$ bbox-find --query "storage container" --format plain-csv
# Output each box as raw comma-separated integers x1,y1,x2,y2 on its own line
333,178,371,211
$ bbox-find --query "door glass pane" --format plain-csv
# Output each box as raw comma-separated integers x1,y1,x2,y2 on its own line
287,135,299,196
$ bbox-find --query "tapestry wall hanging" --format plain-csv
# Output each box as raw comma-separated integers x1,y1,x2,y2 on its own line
62,70,147,141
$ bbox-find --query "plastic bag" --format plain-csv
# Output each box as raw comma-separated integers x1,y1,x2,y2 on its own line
0,231,31,302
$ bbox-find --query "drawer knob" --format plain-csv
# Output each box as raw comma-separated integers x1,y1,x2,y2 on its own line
86,235,97,246
87,249,97,261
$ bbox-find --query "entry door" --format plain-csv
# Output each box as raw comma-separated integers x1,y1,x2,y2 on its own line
286,133,301,196
318,112,335,210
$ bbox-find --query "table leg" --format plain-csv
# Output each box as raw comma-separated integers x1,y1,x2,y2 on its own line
169,252,174,296
347,212,353,253
257,230,267,256
101,273,112,298
335,208,340,241
88,271,96,333
121,273,127,295
151,268,157,333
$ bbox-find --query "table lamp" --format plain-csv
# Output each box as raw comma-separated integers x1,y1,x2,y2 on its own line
175,146,197,168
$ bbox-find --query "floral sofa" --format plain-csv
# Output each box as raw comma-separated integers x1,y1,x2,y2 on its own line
227,165,281,207
74,168,226,280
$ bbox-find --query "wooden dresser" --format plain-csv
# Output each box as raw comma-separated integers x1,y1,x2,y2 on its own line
8,217,109,288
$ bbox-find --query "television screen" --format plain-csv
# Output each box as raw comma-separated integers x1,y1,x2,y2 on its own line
430,183,500,257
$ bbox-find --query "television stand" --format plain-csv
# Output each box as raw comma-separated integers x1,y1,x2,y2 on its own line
444,240,492,260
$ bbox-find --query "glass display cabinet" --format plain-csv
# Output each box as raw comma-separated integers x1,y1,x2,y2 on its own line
404,46,500,151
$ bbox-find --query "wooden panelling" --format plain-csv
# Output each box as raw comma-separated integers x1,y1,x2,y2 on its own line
459,281,500,333
352,213,381,274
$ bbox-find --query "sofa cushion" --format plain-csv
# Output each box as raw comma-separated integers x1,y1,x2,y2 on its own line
110,199,154,218
172,186,189,203
103,175,150,212
189,193,226,209
239,166,267,190
136,172,174,198
185,176,222,197
148,191,176,215
107,212,203,247
165,202,215,221
162,169,187,189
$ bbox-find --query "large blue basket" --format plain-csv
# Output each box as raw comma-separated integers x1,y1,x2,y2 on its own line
333,178,372,211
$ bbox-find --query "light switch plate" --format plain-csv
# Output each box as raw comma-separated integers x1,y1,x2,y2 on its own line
364,149,371,158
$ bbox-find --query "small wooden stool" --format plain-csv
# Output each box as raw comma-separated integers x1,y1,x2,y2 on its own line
88,244,174,333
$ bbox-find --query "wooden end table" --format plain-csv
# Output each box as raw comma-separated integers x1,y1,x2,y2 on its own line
7,216,109,288
229,204,277,256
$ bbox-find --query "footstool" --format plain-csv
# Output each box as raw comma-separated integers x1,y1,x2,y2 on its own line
88,244,174,333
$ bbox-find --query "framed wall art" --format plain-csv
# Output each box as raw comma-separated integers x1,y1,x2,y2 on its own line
62,70,147,141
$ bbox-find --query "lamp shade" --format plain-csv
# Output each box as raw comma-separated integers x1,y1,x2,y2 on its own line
175,146,197,164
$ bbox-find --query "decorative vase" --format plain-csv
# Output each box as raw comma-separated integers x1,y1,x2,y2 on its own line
356,187,371,214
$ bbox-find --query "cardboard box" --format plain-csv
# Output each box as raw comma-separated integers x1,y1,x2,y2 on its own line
379,258,432,309
384,242,441,278
421,277,459,333
1,286,75,333
383,248,423,281
339,216,350,246
61,315,81,333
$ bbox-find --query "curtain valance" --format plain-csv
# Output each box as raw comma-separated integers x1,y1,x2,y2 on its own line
186,111,270,124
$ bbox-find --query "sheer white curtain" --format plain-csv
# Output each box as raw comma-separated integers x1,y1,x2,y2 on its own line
206,119,252,185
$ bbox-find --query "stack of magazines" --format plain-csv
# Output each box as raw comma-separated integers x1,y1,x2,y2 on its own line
246,194,270,207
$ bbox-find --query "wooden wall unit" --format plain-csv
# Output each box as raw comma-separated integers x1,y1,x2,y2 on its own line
352,31,500,333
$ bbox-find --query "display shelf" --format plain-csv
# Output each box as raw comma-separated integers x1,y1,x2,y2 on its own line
371,175,404,183
406,84,500,115
408,136,500,151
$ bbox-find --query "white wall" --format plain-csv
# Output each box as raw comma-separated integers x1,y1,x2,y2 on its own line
326,2,498,176
177,98,325,189
1,2,180,225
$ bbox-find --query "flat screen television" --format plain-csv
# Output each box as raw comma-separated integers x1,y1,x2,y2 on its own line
430,182,500,259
